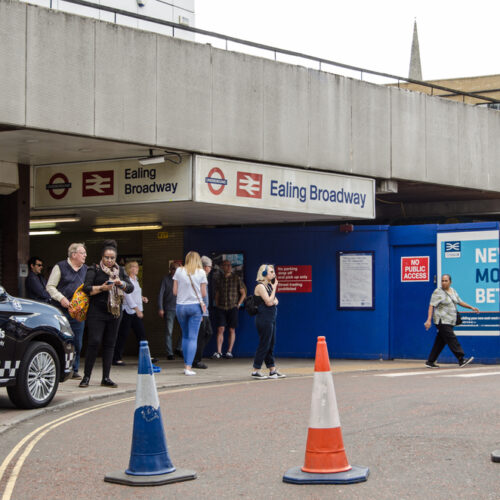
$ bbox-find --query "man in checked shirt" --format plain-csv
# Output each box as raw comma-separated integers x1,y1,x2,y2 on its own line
212,260,246,359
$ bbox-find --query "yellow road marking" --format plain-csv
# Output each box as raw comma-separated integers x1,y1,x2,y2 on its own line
0,377,307,499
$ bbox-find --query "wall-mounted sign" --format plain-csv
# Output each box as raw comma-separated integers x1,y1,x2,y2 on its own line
194,156,375,219
275,265,312,293
33,157,192,208
401,256,429,282
337,251,374,309
437,230,500,336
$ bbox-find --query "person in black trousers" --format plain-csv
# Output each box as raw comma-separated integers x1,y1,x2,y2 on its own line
251,264,286,380
79,240,133,388
424,274,479,368
192,255,213,369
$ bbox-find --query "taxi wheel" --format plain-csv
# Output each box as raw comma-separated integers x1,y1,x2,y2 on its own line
7,341,60,409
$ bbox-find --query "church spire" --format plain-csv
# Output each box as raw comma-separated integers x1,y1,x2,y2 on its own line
409,19,423,80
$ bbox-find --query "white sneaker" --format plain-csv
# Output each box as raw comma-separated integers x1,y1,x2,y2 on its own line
184,369,196,376
269,370,286,379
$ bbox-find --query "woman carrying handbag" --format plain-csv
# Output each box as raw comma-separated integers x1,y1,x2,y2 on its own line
173,251,207,375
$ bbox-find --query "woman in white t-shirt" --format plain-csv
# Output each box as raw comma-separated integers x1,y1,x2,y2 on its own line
173,251,208,375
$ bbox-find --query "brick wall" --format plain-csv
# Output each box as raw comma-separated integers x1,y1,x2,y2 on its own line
141,228,184,358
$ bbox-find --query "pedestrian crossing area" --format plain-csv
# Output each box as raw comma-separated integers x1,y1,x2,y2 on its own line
376,367,500,378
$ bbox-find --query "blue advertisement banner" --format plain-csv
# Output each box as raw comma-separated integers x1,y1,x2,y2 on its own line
437,230,500,336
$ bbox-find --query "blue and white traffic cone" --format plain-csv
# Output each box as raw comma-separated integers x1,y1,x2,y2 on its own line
492,450,500,463
104,341,196,486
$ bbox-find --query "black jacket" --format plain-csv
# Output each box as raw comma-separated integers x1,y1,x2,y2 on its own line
83,265,134,319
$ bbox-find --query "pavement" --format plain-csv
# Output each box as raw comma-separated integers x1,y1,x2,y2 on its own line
0,356,427,434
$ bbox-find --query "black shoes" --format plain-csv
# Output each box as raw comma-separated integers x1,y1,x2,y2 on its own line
72,372,82,379
167,355,175,360
192,362,207,369
459,356,474,367
101,377,118,388
425,361,440,369
79,376,90,387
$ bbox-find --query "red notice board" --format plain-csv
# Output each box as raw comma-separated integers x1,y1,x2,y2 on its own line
401,256,430,282
275,265,312,293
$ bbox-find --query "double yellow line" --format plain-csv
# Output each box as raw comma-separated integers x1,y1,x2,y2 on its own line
0,381,248,500
0,396,135,500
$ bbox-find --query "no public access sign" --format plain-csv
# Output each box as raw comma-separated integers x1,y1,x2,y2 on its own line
401,256,430,282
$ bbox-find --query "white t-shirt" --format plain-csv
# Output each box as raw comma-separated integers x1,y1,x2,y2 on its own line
123,275,143,315
173,267,207,305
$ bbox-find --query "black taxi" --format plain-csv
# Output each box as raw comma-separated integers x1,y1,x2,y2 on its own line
0,285,75,409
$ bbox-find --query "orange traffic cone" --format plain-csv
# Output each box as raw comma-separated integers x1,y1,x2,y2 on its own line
283,336,369,484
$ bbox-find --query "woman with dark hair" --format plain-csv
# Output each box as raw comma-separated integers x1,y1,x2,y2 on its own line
424,273,479,368
79,240,134,388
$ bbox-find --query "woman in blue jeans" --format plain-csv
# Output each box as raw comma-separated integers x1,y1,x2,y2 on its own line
251,264,286,379
173,251,207,375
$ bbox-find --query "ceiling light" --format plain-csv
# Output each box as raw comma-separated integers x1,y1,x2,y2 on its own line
30,215,81,225
92,223,163,232
29,230,61,236
139,156,165,166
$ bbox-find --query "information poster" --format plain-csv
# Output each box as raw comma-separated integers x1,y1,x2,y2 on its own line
437,230,500,336
337,251,374,309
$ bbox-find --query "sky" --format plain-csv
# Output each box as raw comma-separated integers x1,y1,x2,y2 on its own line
195,0,500,82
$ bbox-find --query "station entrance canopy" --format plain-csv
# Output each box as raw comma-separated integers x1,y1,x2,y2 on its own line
33,156,375,228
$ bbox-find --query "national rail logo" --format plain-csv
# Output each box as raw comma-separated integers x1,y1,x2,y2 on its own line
236,171,262,199
82,170,114,197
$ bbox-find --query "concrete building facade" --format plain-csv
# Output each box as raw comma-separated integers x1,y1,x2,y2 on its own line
1,0,500,359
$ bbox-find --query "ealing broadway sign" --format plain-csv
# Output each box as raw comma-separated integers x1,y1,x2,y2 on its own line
195,155,375,219
34,157,192,208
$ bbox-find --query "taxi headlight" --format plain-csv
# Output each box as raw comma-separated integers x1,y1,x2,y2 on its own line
56,314,74,338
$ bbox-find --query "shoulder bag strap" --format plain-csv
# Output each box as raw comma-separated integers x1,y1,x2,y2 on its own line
444,290,458,311
187,272,205,311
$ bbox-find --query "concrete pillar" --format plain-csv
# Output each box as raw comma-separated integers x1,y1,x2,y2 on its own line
1,165,30,296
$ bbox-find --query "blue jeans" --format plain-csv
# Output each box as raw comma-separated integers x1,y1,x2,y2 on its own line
176,304,202,366
64,310,84,373
164,309,178,356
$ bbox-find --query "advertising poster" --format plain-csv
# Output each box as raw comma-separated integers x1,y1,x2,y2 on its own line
437,230,500,336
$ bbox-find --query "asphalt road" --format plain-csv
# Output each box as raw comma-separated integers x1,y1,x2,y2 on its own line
1,365,499,500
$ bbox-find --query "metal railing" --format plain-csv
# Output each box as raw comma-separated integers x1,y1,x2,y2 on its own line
47,0,500,105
